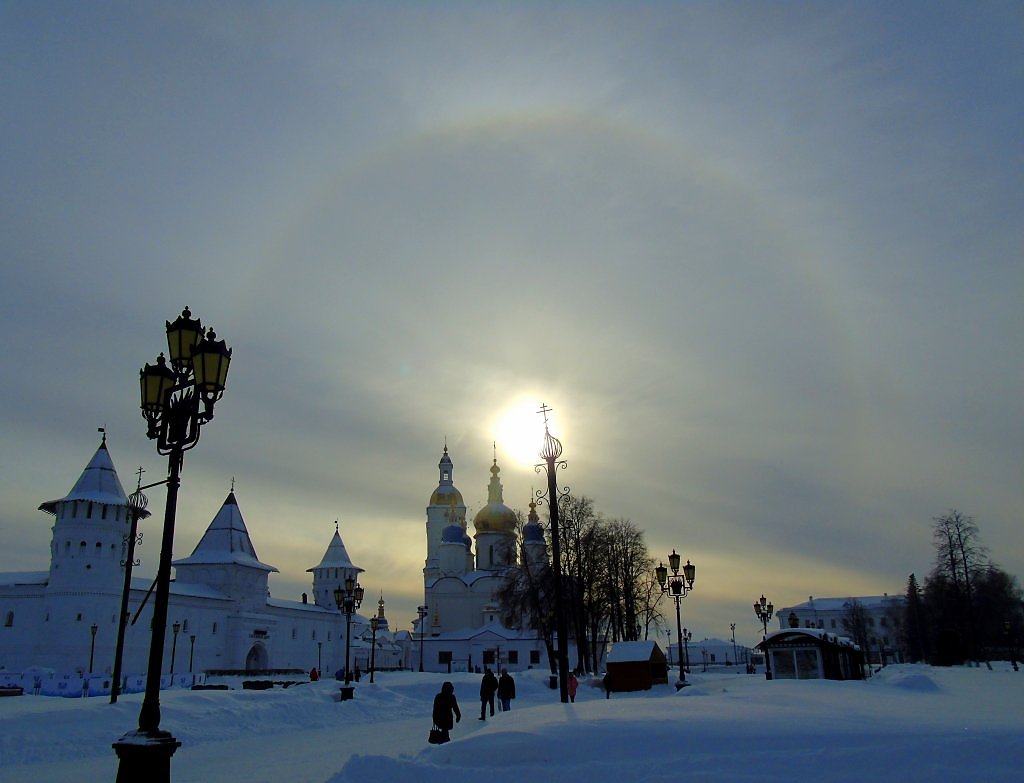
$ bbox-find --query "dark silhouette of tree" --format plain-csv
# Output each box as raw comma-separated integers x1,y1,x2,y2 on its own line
841,599,871,664
903,573,928,663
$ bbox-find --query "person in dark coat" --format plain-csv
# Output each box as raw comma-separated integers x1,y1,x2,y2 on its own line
603,671,613,699
497,669,516,712
479,668,498,719
432,681,461,743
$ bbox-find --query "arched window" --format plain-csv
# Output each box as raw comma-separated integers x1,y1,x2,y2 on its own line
3,611,13,628
79,541,87,555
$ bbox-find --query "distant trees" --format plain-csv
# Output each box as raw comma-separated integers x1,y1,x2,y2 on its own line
917,510,1023,666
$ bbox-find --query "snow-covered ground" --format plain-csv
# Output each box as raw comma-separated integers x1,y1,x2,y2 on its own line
1,665,1021,782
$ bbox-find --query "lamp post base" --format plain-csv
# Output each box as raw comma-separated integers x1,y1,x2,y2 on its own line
112,729,181,783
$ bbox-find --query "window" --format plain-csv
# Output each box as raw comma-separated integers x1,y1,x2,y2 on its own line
312,630,317,641
508,651,519,665
3,611,13,627
79,541,87,555
830,619,836,629
212,622,218,635
101,505,108,520
483,650,495,665
182,619,189,632
86,502,93,519
292,628,297,640
880,617,888,628
530,651,540,665
438,651,452,664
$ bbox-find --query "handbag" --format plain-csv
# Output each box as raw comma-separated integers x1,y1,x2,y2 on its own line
428,724,447,744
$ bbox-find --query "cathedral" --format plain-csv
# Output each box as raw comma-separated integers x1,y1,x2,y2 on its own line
417,446,548,673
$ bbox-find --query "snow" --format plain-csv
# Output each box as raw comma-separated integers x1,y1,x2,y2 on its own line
1,665,1021,782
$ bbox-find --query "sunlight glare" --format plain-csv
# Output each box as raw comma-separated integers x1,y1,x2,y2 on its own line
494,399,548,469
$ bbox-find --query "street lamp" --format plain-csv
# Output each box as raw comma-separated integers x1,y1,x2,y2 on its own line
682,628,693,672
730,623,737,668
170,622,180,676
89,624,98,673
416,605,428,672
114,306,232,781
754,594,775,680
536,403,572,704
369,616,378,683
334,576,364,685
655,549,696,689
188,635,196,675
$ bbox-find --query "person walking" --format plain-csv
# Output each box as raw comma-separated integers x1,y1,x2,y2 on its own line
431,681,461,743
567,672,578,703
479,667,498,720
603,671,613,699
497,669,516,712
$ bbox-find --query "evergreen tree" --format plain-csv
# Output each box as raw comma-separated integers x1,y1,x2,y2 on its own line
903,573,927,663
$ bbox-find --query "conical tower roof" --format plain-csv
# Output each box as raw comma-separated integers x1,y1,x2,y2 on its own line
173,492,277,572
39,436,144,515
307,523,364,574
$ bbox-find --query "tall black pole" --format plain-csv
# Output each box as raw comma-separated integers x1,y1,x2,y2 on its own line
188,636,195,674
89,624,98,673
674,597,685,686
369,622,377,684
545,455,570,704
344,602,353,685
113,453,183,781
111,487,147,704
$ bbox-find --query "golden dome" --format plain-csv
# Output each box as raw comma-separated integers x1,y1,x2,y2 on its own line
429,445,464,507
472,460,517,534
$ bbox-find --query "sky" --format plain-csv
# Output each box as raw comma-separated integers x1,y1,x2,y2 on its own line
1,665,1023,781
1,2,1022,644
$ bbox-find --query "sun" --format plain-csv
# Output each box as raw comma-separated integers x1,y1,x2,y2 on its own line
493,399,549,469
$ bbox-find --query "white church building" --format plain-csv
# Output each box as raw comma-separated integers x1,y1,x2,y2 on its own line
0,436,403,688
416,446,550,673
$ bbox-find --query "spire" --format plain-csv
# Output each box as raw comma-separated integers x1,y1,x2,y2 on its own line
487,458,504,505
307,522,364,573
173,491,277,572
39,435,139,515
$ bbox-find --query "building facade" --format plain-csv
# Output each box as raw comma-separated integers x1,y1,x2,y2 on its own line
0,437,402,683
417,446,550,673
776,594,906,664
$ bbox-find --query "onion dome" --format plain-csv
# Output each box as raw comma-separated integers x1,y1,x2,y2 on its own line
442,523,465,543
523,498,545,543
429,445,464,506
473,459,517,533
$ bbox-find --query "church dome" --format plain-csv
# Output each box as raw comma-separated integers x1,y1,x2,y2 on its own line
523,499,545,543
441,523,465,543
473,460,517,534
429,445,464,507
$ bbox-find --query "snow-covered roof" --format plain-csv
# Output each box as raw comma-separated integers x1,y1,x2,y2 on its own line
759,627,860,650
0,571,48,587
607,640,661,663
307,528,363,573
172,492,277,573
782,595,904,613
169,581,230,600
38,439,149,518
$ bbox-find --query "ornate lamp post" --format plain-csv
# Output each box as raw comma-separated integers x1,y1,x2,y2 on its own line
369,616,378,683
416,605,428,672
111,473,152,704
188,635,196,675
535,404,571,703
334,576,364,685
683,627,692,672
730,623,737,667
170,622,180,676
754,594,775,680
113,306,232,782
655,549,696,689
89,623,99,673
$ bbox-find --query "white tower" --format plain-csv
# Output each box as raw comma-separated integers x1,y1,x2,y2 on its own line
173,490,278,612
307,522,364,609
41,434,146,594
424,445,466,585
